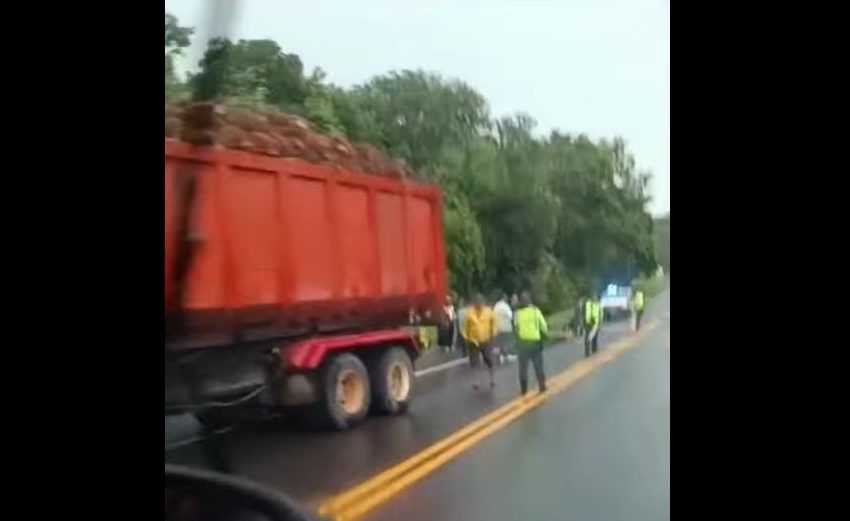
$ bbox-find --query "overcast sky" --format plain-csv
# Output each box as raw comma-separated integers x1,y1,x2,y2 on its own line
165,0,669,216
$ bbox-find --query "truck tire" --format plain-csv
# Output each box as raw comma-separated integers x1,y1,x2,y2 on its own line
318,353,371,430
369,347,414,415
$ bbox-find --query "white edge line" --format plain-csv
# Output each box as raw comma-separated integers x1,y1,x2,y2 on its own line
414,357,468,377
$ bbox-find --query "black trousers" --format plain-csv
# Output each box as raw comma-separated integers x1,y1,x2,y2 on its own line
635,310,644,330
438,322,456,351
517,341,546,394
457,335,468,357
468,341,494,369
584,327,599,357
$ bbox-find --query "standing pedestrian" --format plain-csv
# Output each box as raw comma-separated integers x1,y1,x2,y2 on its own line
584,293,603,357
493,292,514,364
514,291,548,396
439,295,457,353
572,297,586,339
463,292,496,389
632,289,646,331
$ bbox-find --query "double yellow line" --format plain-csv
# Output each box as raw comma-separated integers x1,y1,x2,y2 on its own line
318,321,658,521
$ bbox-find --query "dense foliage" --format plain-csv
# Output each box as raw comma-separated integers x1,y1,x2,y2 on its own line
165,14,660,312
653,214,670,274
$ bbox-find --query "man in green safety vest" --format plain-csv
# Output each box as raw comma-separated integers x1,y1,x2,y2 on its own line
632,289,646,331
513,291,548,396
584,294,603,357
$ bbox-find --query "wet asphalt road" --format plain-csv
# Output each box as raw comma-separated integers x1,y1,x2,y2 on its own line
368,291,669,521
165,290,669,519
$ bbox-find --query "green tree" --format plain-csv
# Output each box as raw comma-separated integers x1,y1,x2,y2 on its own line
653,214,670,273
190,38,310,110
165,13,193,101
190,37,232,102
303,72,346,135
329,88,385,144
475,115,559,293
348,70,491,176
443,190,485,295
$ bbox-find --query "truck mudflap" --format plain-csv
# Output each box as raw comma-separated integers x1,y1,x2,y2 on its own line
281,329,419,370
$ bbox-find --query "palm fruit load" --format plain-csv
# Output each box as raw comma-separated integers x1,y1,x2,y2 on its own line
165,102,412,179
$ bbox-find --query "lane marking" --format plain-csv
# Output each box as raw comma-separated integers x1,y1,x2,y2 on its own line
318,320,659,521
414,357,467,376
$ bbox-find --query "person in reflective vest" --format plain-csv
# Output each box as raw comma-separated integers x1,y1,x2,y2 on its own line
632,289,646,331
514,291,548,396
584,294,603,357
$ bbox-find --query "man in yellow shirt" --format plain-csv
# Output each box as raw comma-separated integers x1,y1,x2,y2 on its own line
463,292,496,389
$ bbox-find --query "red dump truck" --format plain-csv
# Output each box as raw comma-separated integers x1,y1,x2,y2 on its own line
165,140,447,429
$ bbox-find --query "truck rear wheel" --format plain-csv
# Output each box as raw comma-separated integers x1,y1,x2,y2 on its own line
318,353,371,430
369,347,414,415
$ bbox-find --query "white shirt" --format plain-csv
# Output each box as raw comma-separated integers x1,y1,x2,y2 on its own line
444,304,456,323
493,300,513,334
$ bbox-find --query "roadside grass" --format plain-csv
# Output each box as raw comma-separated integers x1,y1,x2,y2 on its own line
547,308,575,335
634,274,669,299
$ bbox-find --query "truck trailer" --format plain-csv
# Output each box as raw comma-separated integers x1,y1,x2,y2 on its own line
164,139,448,430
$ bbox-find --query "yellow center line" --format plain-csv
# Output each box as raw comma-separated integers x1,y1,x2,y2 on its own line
318,320,659,521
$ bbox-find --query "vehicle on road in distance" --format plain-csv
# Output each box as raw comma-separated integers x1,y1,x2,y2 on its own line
165,139,448,431
600,283,632,320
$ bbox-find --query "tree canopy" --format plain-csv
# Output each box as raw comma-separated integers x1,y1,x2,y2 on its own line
165,14,193,100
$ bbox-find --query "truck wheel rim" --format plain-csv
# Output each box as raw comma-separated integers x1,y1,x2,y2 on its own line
388,362,410,402
336,370,365,415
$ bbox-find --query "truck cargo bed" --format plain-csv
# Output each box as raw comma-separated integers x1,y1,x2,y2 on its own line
165,140,447,350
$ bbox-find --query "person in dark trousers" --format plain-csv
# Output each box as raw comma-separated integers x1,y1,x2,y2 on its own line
439,294,456,353
514,291,548,396
572,297,586,338
584,294,603,357
463,292,496,389
632,289,646,331
493,292,514,364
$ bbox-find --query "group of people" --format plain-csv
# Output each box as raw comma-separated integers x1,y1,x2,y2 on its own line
434,287,647,398
440,291,549,396
441,293,515,358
